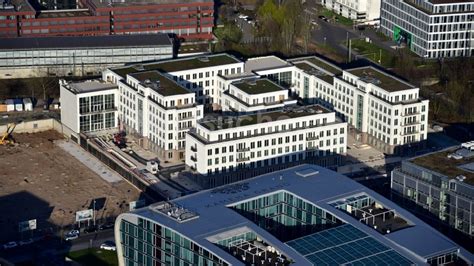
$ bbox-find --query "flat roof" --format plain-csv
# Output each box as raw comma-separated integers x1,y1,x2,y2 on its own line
112,54,241,78
126,164,471,265
63,80,117,94
142,54,241,73
200,105,331,131
244,55,293,73
293,62,335,84
232,78,284,94
347,66,415,92
0,0,34,12
37,9,92,18
291,56,342,75
410,147,474,185
0,34,172,50
129,71,190,96
91,0,212,7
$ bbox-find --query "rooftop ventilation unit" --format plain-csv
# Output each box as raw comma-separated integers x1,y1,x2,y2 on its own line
153,202,199,223
134,65,145,71
198,57,210,62
247,79,257,86
461,141,474,151
360,71,381,85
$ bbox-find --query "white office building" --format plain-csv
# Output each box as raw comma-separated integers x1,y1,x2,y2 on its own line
219,76,297,114
291,56,429,153
381,0,474,58
322,0,381,22
115,70,204,161
60,80,118,142
185,105,347,187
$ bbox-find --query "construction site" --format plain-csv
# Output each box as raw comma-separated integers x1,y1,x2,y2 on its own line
0,128,141,243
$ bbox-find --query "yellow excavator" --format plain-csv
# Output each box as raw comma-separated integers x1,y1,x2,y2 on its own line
0,123,16,145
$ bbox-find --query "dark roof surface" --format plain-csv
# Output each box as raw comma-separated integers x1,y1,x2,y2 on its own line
232,79,284,94
0,34,172,50
129,71,190,96
347,66,415,92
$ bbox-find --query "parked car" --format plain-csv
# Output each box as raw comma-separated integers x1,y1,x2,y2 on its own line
3,241,18,249
19,238,34,246
64,230,80,241
100,241,116,251
84,226,98,233
99,223,114,231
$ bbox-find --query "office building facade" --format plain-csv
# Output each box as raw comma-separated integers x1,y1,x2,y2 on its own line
117,70,204,161
0,34,173,78
391,143,474,237
291,57,429,154
60,79,118,140
380,0,474,58
0,0,213,40
185,105,347,187
115,165,473,266
322,0,381,22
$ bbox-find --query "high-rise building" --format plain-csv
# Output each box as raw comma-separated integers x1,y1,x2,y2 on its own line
115,164,474,266
380,0,474,58
391,142,474,237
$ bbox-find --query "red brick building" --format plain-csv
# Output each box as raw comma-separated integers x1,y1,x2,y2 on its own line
0,0,214,39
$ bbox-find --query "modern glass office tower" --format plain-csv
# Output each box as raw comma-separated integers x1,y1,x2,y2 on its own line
115,165,473,265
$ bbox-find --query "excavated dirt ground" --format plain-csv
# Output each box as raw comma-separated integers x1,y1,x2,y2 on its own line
0,130,140,242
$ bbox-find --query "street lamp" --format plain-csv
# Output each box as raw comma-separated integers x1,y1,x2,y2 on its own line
93,199,96,226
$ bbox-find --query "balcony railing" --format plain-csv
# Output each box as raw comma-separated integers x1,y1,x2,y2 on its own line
306,135,319,141
236,157,250,162
190,146,197,152
237,147,250,152
190,156,197,162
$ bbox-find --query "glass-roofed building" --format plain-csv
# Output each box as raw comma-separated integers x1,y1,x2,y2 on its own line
114,165,474,265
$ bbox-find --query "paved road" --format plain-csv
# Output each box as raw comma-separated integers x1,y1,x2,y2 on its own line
312,19,359,56
306,7,397,60
0,229,115,265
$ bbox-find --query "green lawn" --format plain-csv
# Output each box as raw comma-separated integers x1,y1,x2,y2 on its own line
319,8,353,26
347,39,396,68
67,248,118,266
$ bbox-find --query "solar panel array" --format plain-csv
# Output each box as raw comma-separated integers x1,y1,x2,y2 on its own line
286,224,413,266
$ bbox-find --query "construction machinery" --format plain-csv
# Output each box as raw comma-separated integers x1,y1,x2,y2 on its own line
113,131,127,149
0,123,16,145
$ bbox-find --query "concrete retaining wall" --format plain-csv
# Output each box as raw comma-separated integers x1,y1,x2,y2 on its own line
0,118,77,141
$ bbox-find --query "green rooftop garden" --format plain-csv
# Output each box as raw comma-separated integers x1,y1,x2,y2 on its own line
233,79,284,94
305,57,342,75
410,150,474,185
130,71,190,96
348,67,414,92
143,54,240,73
201,105,329,130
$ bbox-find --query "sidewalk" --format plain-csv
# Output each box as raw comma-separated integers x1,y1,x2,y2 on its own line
56,140,122,183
